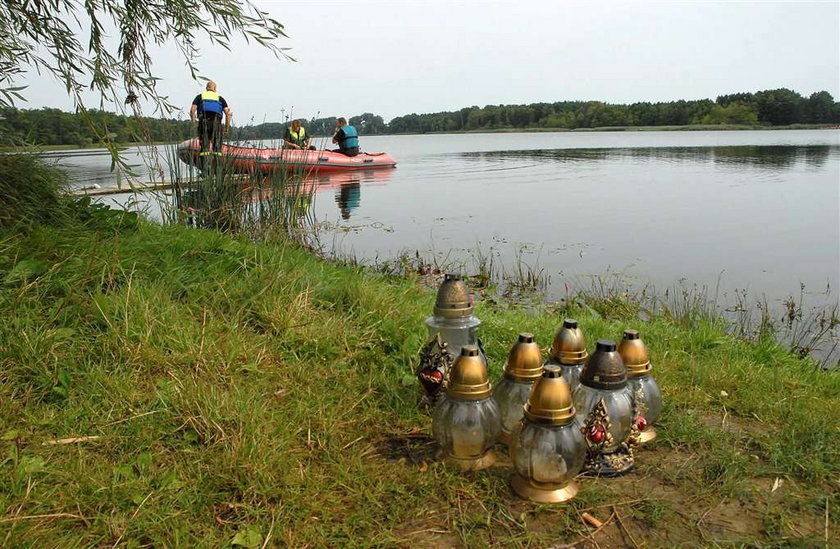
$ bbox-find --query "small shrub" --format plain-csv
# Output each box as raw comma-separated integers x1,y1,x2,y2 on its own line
0,152,71,228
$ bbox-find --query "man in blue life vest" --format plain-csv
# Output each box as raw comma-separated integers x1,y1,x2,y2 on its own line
189,80,231,159
332,117,359,157
283,119,315,150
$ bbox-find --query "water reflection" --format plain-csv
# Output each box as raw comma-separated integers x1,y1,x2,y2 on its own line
306,168,393,220
336,181,361,220
55,132,839,328
47,146,166,189
462,145,837,169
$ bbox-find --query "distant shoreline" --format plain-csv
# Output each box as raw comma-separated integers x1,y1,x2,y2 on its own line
389,123,839,135
2,123,836,152
0,141,173,153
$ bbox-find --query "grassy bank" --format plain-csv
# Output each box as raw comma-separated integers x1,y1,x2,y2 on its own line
0,158,838,547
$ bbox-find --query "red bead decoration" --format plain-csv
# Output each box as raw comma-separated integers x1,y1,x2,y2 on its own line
587,425,605,443
419,368,444,396
636,416,647,431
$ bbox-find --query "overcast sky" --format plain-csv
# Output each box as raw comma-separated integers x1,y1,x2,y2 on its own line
18,0,840,124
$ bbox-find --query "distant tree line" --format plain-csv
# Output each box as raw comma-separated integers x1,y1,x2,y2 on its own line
387,89,840,133
0,107,193,147
2,88,837,146
236,113,388,141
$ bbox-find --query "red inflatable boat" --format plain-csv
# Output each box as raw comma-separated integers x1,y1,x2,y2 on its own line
177,138,397,174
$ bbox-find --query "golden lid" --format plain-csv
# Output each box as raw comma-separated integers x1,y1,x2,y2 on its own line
549,319,589,365
433,274,474,318
524,365,575,425
617,329,652,377
504,333,544,381
579,339,627,390
446,345,491,400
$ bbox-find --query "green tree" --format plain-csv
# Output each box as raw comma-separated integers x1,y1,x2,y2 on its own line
699,103,758,125
508,105,534,128
754,88,805,125
804,91,837,123
349,113,386,135
627,102,657,126
716,92,755,107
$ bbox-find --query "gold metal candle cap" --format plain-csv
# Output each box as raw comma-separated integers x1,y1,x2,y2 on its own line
433,274,473,318
446,345,491,400
524,365,576,425
549,319,589,365
504,333,544,381
617,329,652,377
579,339,628,390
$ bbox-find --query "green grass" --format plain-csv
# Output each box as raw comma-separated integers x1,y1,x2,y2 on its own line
0,155,837,547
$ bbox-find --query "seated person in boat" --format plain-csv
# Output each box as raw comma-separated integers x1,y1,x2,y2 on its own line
189,80,231,157
332,117,359,157
283,119,315,150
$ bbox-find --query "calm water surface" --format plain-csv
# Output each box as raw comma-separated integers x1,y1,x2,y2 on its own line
52,130,840,311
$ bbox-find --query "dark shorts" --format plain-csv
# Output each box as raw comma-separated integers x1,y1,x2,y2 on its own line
333,146,359,157
197,116,223,155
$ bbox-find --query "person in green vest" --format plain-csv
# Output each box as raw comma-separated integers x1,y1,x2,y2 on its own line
283,119,314,150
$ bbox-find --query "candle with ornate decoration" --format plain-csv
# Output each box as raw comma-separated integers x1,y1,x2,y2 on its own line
574,339,638,475
418,274,483,402
618,329,662,444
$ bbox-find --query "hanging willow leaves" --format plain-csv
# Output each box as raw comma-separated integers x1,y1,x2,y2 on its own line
0,0,293,172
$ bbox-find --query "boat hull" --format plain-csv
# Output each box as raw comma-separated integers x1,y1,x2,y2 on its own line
177,138,397,174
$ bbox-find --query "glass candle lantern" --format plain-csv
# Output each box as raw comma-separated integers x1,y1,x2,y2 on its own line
574,339,636,475
418,274,482,403
493,333,543,446
544,319,589,393
432,345,500,471
425,274,482,361
510,365,586,503
618,329,662,444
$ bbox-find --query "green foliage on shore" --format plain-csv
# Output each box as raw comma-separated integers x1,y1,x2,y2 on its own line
0,107,193,148
0,153,71,228
4,87,838,147
0,152,139,233
0,154,837,545
388,88,840,133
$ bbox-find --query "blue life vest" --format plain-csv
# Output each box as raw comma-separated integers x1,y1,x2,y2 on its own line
199,91,224,116
340,125,358,148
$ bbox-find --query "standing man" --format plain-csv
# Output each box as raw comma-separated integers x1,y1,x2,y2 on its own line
332,117,359,157
283,119,314,150
190,81,231,159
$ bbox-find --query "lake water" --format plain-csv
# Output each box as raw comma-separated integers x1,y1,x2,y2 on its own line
49,130,840,319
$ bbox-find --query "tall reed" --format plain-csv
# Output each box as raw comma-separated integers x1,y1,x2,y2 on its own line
317,239,840,368
163,140,316,242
